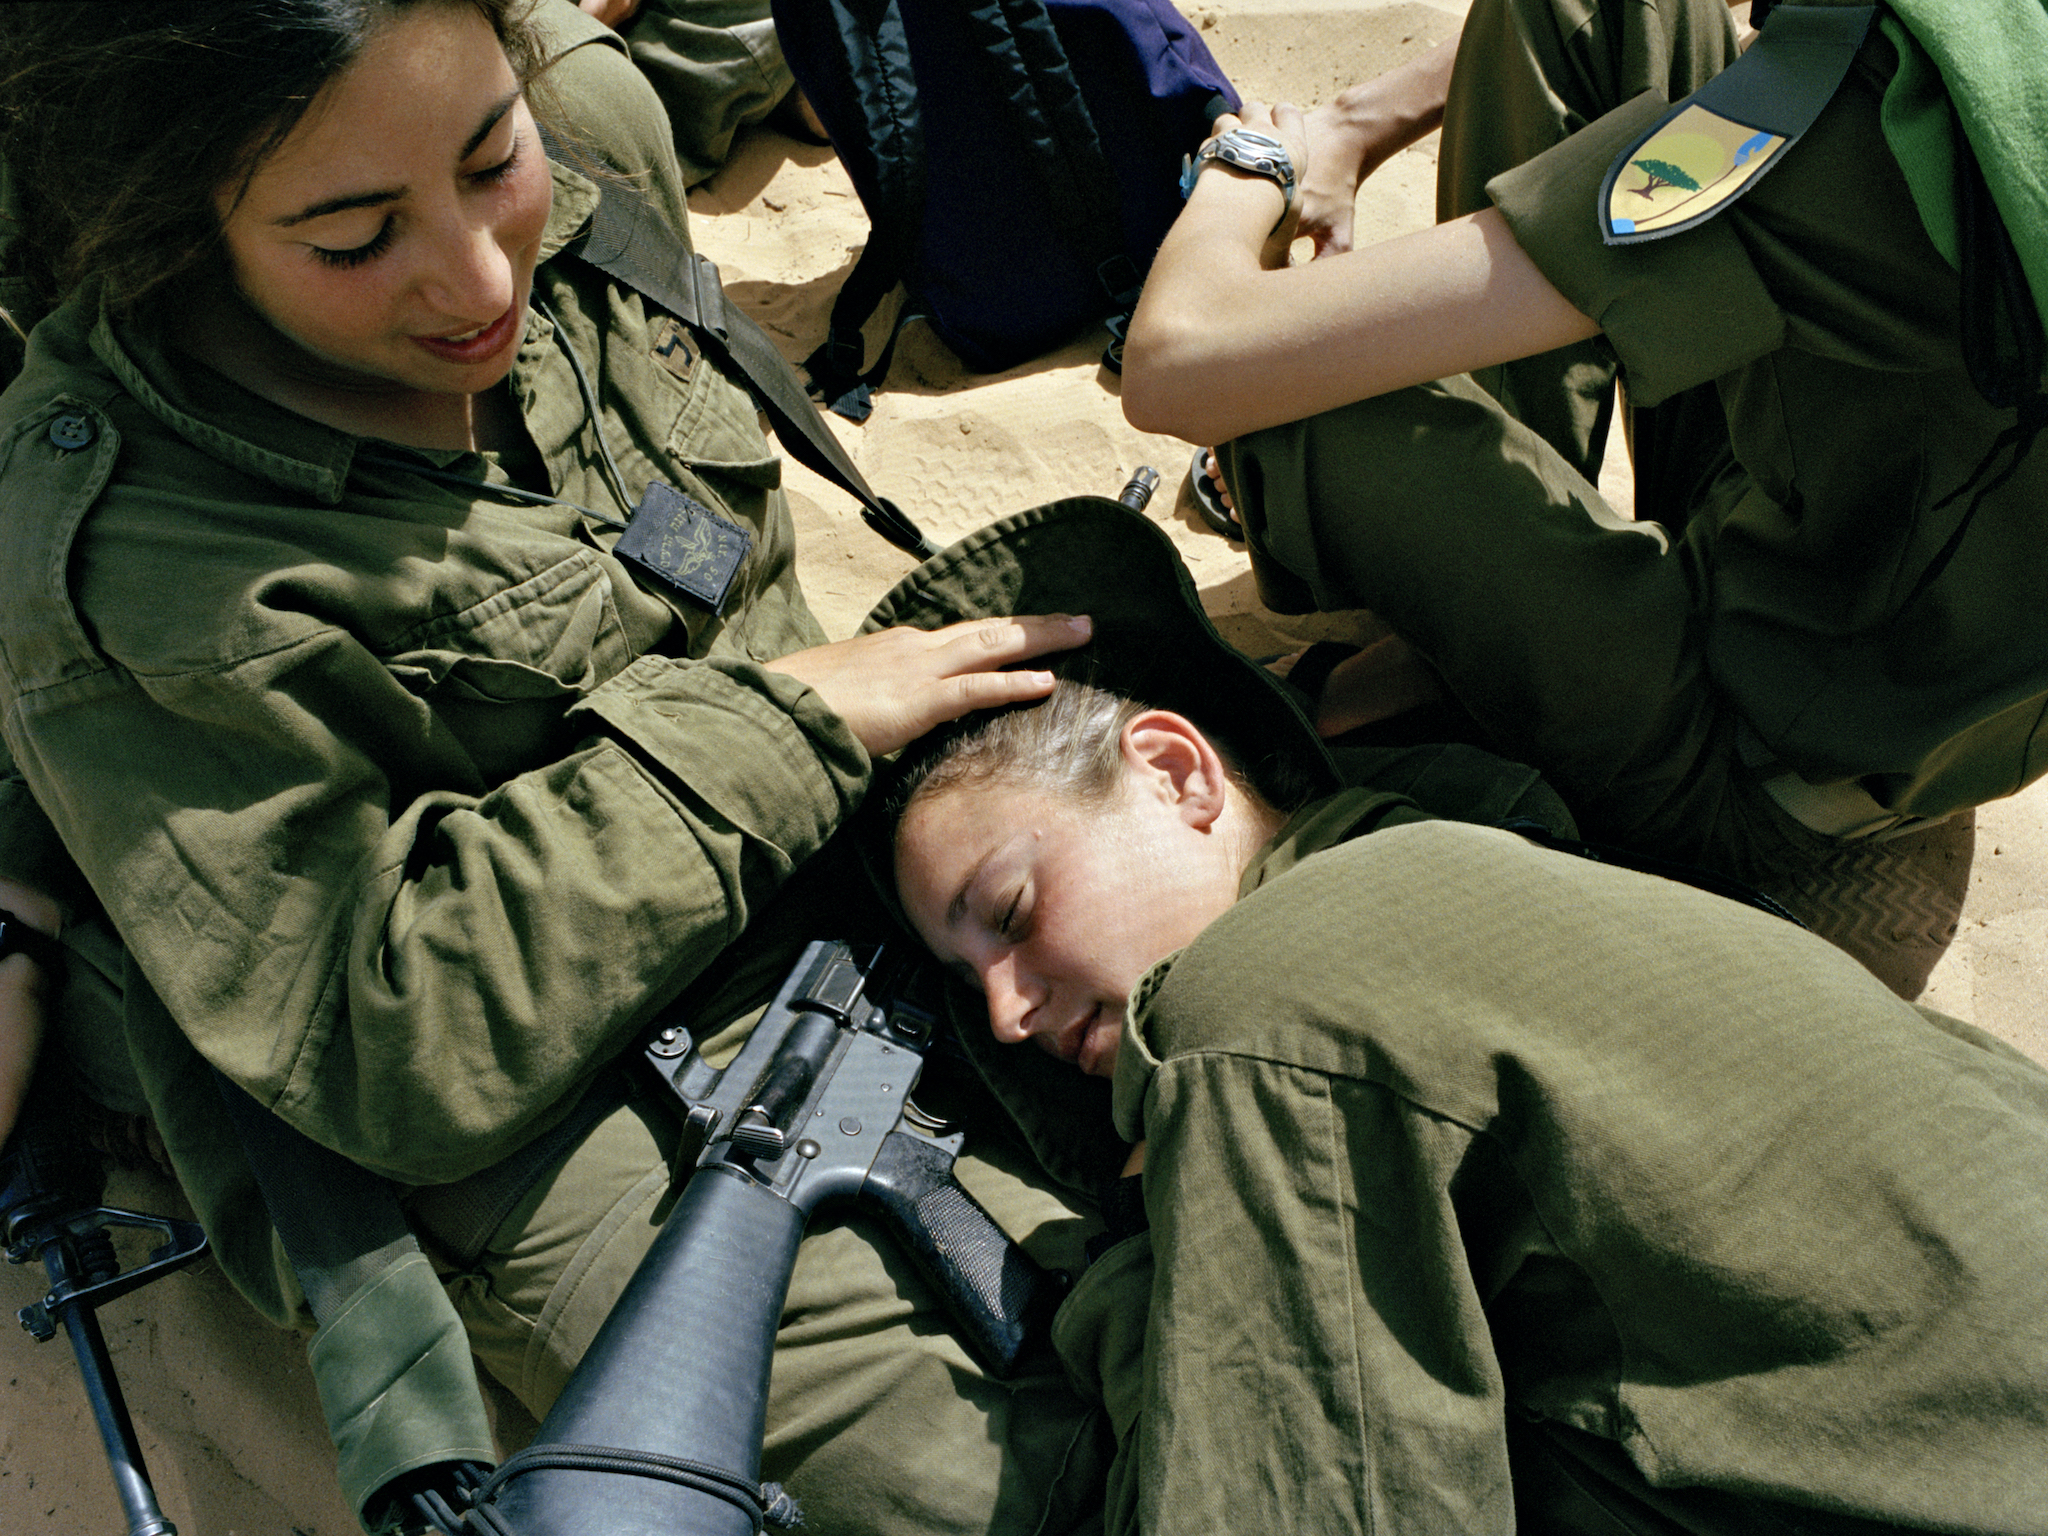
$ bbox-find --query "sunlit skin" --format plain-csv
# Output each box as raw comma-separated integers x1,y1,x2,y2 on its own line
178,2,551,450
895,713,1280,1078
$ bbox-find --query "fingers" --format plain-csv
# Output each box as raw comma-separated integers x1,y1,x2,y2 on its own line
943,661,1061,717
1307,215,1356,259
929,613,1092,675
577,0,644,27
1269,102,1309,181
767,616,1094,758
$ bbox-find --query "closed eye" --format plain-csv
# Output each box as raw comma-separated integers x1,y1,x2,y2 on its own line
995,888,1025,938
467,133,523,188
312,218,396,269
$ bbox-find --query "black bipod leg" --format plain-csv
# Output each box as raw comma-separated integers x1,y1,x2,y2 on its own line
3,1080,208,1536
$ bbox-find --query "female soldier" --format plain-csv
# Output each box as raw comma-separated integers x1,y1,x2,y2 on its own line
1124,0,2048,999
889,661,2048,1536
0,2,1102,1530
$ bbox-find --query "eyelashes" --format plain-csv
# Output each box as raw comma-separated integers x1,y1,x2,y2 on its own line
307,132,524,271
470,134,524,189
312,219,395,270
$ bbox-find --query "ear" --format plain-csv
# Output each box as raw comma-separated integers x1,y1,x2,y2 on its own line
1120,710,1229,831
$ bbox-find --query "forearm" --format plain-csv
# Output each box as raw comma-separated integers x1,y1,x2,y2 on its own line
1310,38,1456,192
1122,197,1599,446
21,654,867,1185
0,876,60,1146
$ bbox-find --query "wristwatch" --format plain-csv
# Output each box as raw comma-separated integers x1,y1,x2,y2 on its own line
1179,128,1298,227
0,910,61,977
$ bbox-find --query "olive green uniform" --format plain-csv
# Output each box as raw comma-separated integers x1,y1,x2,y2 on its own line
620,0,798,187
1051,810,2048,1535
1223,0,2048,993
0,8,1104,1531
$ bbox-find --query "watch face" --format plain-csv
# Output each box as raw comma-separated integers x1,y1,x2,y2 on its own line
1182,130,1297,206
1217,132,1293,194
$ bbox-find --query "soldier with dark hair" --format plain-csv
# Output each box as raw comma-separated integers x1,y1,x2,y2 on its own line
0,3,1101,1529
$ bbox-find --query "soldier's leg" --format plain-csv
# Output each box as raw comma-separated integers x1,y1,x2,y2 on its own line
1222,377,1968,996
1439,0,1740,483
1225,373,1718,843
621,0,796,186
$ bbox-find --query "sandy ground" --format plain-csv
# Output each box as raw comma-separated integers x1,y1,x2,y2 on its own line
5,1,2043,1529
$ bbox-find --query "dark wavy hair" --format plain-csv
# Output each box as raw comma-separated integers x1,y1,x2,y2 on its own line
0,0,548,324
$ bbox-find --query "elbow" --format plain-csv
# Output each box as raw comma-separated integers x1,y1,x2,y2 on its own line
1119,314,1213,442
1119,357,1180,439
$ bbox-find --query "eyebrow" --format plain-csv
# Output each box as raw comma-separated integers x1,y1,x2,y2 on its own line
945,857,990,930
273,91,521,227
945,839,1013,931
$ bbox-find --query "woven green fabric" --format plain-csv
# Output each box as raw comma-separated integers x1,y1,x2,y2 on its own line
1878,0,2048,326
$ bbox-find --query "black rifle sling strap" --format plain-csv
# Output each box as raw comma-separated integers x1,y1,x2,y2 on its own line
213,1067,634,1524
548,134,940,559
212,1070,497,1525
213,1074,418,1320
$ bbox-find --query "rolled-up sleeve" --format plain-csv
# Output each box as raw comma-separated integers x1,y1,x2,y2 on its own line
1487,91,1785,406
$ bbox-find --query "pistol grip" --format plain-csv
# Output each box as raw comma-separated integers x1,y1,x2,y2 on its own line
862,1131,1067,1378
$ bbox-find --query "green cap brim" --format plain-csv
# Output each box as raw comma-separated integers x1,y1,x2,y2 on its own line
862,497,1338,804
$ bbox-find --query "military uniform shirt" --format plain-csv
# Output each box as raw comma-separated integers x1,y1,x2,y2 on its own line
1486,10,2048,820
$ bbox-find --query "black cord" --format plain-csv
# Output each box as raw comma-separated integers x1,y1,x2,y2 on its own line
466,1443,803,1533
352,291,654,533
530,292,639,517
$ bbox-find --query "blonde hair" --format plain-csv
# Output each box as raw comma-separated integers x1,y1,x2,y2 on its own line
894,681,1150,820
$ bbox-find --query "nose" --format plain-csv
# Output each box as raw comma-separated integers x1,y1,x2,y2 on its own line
983,959,1039,1046
417,209,514,324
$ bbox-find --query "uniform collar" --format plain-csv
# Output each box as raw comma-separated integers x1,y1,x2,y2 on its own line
81,155,602,504
1109,786,1422,1135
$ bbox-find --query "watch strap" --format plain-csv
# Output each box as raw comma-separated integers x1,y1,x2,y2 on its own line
1180,128,1298,210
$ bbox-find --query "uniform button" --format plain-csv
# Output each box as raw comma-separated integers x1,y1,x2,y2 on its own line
48,413,96,451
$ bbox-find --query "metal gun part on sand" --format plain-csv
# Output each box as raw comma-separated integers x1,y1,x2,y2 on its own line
3,1087,209,1536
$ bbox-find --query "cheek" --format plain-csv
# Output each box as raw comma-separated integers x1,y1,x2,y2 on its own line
257,263,392,346
502,157,553,256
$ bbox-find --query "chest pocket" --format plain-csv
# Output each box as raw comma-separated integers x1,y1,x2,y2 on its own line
383,550,632,788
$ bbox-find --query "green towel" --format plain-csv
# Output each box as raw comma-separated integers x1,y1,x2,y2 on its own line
1877,0,2048,330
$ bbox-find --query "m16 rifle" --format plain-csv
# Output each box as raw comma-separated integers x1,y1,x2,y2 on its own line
442,939,1066,1536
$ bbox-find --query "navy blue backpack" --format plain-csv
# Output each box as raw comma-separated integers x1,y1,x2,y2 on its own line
772,0,1236,419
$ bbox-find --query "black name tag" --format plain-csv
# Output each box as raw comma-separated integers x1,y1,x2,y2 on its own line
614,481,751,613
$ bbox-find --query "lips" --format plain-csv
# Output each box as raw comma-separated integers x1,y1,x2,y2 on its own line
412,301,522,367
1081,1007,1124,1076
1047,1004,1119,1077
